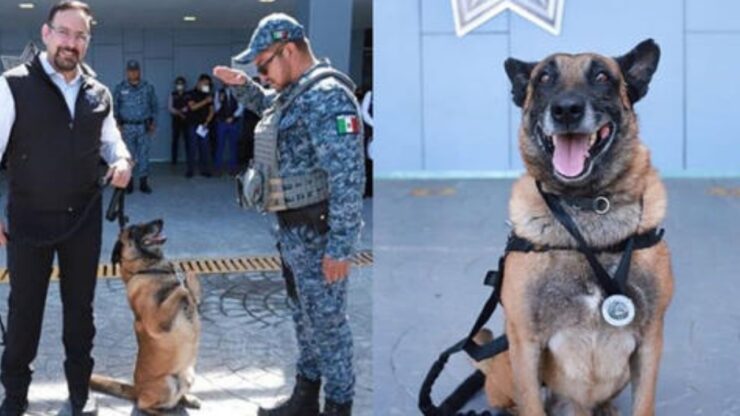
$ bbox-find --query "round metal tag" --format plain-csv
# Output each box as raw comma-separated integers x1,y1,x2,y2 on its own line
601,294,635,327
593,196,611,214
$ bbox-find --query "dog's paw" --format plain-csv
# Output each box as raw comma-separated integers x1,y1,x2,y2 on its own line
180,394,201,410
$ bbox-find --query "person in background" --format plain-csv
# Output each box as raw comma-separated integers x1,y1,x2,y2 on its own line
0,1,132,414
168,75,189,166
213,83,244,176
113,59,157,194
185,73,214,177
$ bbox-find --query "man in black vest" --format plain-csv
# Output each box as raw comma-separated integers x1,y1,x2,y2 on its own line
0,2,132,415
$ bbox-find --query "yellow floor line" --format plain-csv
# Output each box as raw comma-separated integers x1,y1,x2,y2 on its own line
0,250,373,283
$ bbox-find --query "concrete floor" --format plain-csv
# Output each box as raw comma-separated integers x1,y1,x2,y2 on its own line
0,163,373,416
373,177,740,416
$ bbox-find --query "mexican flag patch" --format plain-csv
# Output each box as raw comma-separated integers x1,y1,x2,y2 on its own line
272,30,289,41
336,115,360,135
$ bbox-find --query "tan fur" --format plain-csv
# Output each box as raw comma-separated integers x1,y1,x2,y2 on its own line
477,51,674,416
91,225,202,414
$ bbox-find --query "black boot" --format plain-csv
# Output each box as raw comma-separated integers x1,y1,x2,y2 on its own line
139,177,152,194
321,400,351,416
0,397,28,416
57,396,98,416
126,180,134,194
257,375,320,416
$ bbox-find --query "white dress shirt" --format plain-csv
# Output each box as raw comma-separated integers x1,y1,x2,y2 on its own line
0,52,130,166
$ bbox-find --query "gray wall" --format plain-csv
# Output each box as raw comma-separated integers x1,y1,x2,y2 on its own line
375,0,740,176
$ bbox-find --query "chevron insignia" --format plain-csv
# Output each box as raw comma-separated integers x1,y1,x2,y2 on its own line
1,41,38,71
451,0,565,37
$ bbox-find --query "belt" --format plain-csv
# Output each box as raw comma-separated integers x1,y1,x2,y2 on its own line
276,200,329,235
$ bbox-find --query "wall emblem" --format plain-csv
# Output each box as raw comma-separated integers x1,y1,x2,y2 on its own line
451,0,565,36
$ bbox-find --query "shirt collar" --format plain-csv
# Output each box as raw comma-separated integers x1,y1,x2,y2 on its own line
40,51,82,86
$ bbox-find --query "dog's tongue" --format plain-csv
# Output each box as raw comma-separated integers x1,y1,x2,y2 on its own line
553,133,590,177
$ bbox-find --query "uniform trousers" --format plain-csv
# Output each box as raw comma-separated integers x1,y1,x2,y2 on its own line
121,123,151,178
277,224,355,404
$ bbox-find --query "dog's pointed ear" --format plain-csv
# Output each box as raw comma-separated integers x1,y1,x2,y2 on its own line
504,58,536,107
615,39,660,104
111,240,123,265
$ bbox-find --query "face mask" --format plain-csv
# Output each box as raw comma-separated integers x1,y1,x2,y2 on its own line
176,84,184,92
201,85,210,94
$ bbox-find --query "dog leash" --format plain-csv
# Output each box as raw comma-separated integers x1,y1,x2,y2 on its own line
0,180,128,346
418,182,664,416
106,186,129,230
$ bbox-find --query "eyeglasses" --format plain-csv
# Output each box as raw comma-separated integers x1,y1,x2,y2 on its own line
256,44,286,75
49,24,91,44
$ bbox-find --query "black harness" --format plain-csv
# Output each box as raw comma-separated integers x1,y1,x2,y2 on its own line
418,182,664,416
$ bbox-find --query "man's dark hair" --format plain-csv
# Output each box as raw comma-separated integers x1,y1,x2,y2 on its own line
198,73,212,83
175,76,186,84
47,1,93,24
293,39,310,53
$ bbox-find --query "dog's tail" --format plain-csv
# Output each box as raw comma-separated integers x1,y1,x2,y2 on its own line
90,373,136,402
471,328,516,409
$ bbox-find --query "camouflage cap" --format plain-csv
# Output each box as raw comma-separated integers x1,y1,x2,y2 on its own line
126,59,140,71
233,13,305,64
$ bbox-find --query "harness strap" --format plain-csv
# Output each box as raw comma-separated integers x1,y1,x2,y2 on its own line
506,228,664,254
419,258,510,416
418,185,666,416
537,181,628,296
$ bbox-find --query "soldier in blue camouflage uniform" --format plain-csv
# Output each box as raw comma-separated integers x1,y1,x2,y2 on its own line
113,59,158,194
214,13,365,416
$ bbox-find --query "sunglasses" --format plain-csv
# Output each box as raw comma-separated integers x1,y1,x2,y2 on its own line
256,44,286,75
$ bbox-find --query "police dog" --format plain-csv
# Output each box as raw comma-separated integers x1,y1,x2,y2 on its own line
90,219,202,414
473,39,674,415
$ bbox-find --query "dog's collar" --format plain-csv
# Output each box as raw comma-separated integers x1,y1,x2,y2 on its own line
536,182,611,215
558,194,611,215
138,263,176,276
138,263,187,288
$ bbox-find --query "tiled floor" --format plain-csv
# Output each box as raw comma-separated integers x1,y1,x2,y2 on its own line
0,164,373,416
373,177,740,415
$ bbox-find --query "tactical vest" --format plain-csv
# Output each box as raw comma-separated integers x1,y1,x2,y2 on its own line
242,63,358,213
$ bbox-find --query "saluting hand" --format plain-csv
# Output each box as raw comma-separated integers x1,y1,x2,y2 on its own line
105,158,133,189
213,66,249,86
323,256,350,284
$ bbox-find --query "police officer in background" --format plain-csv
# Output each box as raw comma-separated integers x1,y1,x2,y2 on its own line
113,59,157,193
214,13,365,416
213,83,244,176
168,75,189,165
0,1,132,415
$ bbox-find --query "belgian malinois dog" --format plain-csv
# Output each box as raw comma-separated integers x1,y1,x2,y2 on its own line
91,219,202,414
472,39,674,415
